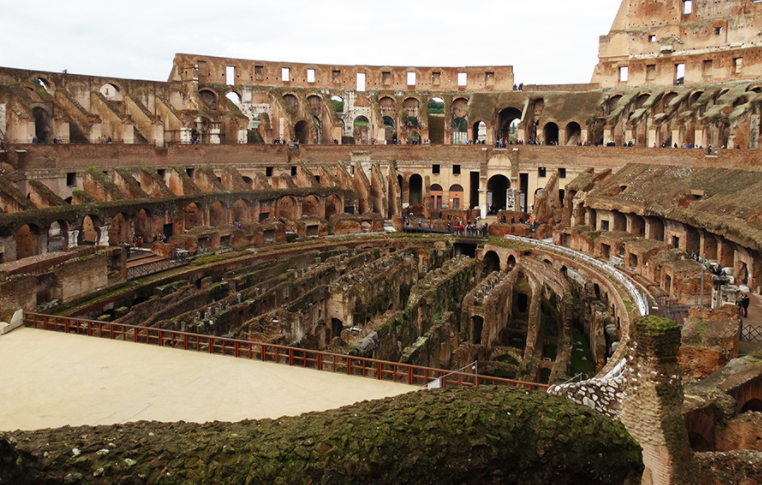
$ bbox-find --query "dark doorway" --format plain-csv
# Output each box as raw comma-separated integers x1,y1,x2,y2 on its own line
473,316,484,345
470,171,480,209
294,120,310,144
487,175,510,214
483,251,500,275
331,318,343,338
32,107,53,143
520,173,528,212
163,224,173,239
543,123,559,145
409,174,423,205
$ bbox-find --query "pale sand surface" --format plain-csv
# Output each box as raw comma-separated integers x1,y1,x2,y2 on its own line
0,327,416,431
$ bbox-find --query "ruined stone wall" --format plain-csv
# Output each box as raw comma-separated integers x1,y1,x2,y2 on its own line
0,388,643,485
169,54,515,92
593,0,762,87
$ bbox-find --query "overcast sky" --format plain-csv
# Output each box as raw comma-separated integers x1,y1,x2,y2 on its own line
0,0,620,85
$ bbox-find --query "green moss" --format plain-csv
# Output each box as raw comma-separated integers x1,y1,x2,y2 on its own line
636,315,679,337
571,328,596,378
2,387,643,485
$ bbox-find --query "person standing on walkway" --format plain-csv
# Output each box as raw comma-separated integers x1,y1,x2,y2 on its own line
742,293,750,318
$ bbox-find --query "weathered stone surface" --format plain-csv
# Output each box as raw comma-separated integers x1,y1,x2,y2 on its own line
0,387,643,485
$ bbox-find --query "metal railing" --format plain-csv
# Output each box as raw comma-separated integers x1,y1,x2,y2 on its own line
741,321,762,343
23,312,547,390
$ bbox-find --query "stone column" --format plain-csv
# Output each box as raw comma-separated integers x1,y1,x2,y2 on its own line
68,230,79,248
98,225,111,247
621,316,695,485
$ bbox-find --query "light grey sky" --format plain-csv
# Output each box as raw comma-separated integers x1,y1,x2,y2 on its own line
0,0,620,85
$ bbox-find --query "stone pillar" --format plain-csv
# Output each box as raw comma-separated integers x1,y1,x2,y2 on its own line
694,128,704,148
68,230,79,248
648,127,658,147
671,129,680,147
98,225,111,247
621,316,695,485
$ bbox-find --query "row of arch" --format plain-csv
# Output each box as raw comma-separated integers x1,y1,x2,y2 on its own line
7,194,344,262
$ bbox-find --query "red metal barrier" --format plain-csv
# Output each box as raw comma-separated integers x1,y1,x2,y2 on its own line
23,312,548,390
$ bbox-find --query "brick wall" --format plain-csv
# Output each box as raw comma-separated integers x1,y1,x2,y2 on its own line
11,144,762,172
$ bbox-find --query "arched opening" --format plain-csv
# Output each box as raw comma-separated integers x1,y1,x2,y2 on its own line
16,224,40,259
81,216,100,245
232,199,250,224
109,213,130,244
294,120,310,144
226,92,241,106
331,318,343,339
278,196,296,220
32,77,49,92
135,209,153,240
210,201,226,226
198,90,218,110
451,98,468,144
428,97,445,144
46,221,67,252
32,107,53,143
487,175,510,214
408,174,423,206
543,122,559,145
497,107,522,141
383,116,396,143
565,122,581,145
606,95,622,115
451,117,468,144
472,316,484,345
242,176,254,188
302,195,320,217
430,184,443,209
688,432,713,452
331,95,344,113
689,91,703,107
184,203,202,230
449,184,464,210
282,94,298,113
325,194,341,218
483,250,500,276
472,121,487,144
507,255,516,270
353,116,370,145
99,83,120,101
740,398,762,413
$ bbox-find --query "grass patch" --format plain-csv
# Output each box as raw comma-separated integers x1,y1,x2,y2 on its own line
571,328,596,378
543,344,557,361
496,354,520,366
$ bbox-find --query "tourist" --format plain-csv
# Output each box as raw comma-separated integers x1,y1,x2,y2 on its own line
742,293,750,317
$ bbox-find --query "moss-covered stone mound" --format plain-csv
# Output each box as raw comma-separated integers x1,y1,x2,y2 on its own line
0,387,643,485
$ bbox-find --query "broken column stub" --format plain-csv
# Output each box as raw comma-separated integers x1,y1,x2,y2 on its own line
621,316,696,485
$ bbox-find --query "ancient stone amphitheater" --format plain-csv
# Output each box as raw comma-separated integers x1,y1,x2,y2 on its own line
2,0,762,483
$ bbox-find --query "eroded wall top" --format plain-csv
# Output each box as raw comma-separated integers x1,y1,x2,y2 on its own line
170,54,514,92
593,0,762,87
